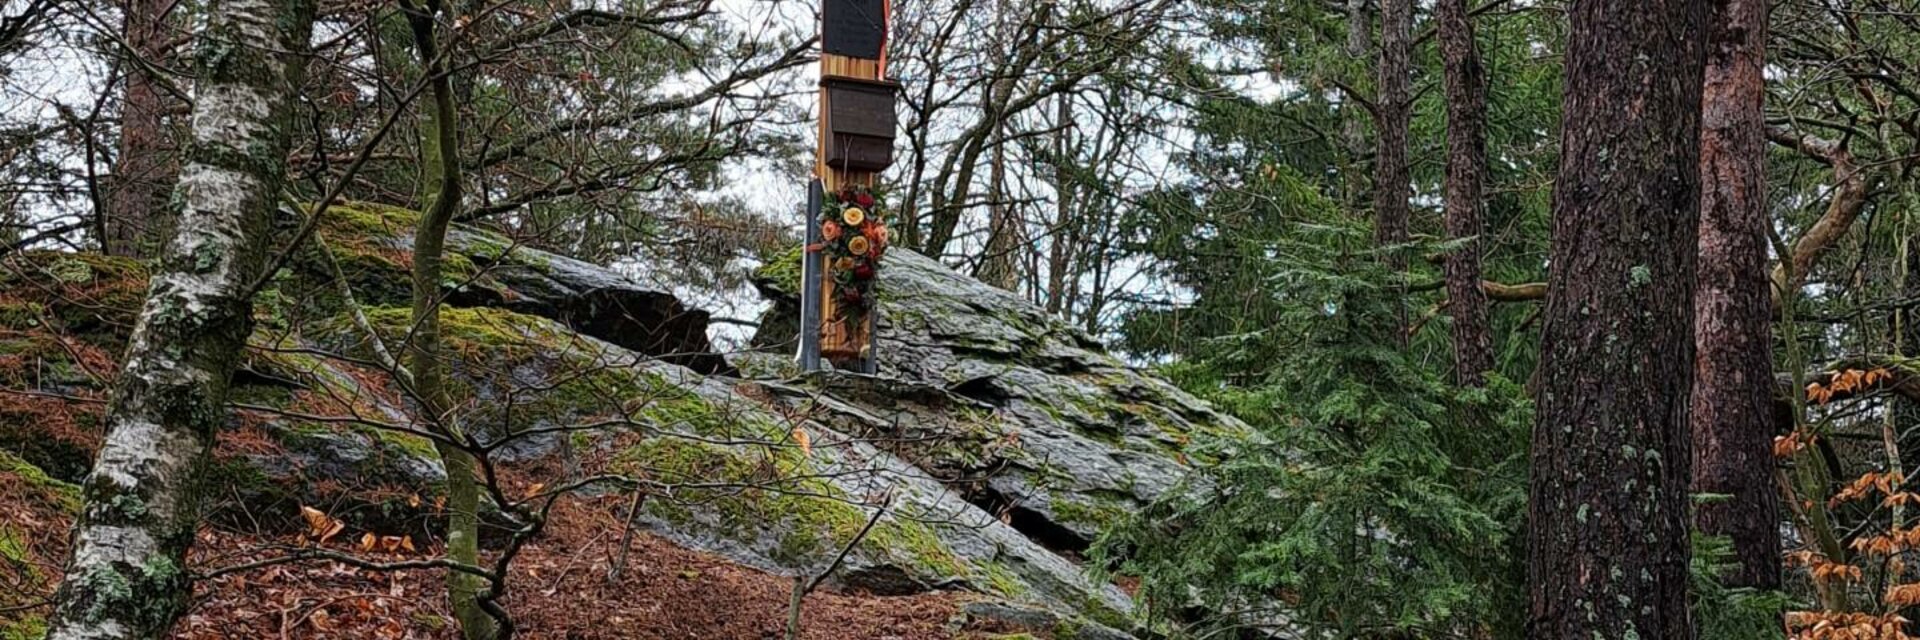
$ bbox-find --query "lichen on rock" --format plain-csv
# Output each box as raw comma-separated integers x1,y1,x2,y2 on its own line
2,205,1260,638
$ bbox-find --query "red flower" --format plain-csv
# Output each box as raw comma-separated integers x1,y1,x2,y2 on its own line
853,263,876,280
856,192,875,208
841,288,863,304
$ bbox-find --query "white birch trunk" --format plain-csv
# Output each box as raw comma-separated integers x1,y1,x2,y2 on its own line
43,0,313,637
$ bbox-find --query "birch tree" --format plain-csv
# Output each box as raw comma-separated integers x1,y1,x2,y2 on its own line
42,0,314,636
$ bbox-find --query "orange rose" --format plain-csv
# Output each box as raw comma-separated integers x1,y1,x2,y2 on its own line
834,257,855,271
822,220,842,241
842,207,866,226
866,224,888,245
847,236,871,256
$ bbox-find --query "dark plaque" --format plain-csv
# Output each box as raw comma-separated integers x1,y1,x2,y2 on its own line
823,76,899,171
823,0,886,59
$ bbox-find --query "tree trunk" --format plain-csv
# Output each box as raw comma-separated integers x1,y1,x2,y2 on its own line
43,0,313,636
102,0,177,258
978,113,1017,290
1044,92,1075,316
1373,0,1411,343
405,4,498,637
1436,0,1492,386
1897,214,1920,518
1691,0,1777,592
1527,0,1705,636
1346,0,1370,55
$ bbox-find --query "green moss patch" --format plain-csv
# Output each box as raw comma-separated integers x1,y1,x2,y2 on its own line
0,251,148,348
614,433,971,580
0,452,73,637
1049,496,1128,531
312,201,423,240
0,449,81,512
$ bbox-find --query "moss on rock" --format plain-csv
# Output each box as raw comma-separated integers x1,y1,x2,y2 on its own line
0,449,81,512
614,431,972,581
313,201,424,240
1049,496,1128,531
0,251,148,348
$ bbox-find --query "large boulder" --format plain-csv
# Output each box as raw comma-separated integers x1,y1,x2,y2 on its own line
0,206,1252,636
752,247,1251,548
310,202,730,375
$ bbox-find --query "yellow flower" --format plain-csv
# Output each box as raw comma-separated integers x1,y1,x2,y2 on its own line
834,257,855,271
842,207,866,226
847,236,871,256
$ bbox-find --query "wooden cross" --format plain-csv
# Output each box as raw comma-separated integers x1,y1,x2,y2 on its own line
801,0,898,372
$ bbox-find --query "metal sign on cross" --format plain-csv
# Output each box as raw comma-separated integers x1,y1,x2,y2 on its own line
799,0,899,373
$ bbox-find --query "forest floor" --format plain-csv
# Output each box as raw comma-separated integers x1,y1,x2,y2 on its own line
2,472,1039,640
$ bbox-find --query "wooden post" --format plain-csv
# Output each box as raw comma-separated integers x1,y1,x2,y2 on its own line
807,0,895,371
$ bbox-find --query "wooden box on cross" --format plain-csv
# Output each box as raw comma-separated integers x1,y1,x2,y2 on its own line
822,76,900,172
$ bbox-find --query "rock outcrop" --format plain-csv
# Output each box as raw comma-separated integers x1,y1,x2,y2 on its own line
0,202,1247,637
751,247,1250,548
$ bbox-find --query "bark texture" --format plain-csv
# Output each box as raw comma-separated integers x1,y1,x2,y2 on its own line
1526,0,1706,636
103,0,177,258
1436,0,1492,386
1373,0,1411,341
406,4,500,637
1691,0,1778,591
43,0,313,636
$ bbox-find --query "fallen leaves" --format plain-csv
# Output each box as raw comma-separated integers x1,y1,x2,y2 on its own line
300,505,345,545
357,533,418,554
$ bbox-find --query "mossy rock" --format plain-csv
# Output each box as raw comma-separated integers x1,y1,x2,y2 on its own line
613,431,975,592
0,251,148,349
0,390,101,484
312,200,424,240
0,449,81,512
0,452,73,638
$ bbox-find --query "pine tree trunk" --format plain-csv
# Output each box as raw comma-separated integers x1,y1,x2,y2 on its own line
1373,0,1411,343
43,0,313,636
1691,0,1777,592
405,5,498,638
1436,0,1492,386
1527,0,1706,635
102,0,177,258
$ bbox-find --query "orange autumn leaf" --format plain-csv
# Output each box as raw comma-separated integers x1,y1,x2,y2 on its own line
300,505,345,544
793,427,812,457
